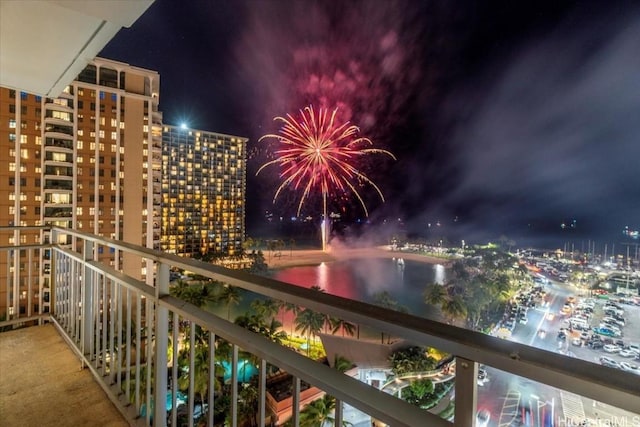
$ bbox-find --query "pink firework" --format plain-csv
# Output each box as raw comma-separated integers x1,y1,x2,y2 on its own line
257,105,395,218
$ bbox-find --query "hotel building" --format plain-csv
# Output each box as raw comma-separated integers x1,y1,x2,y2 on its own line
1,57,162,318
161,126,247,257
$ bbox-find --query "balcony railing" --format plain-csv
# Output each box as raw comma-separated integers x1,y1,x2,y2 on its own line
0,226,638,427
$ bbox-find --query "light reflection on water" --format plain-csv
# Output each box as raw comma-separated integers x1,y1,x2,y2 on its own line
273,257,447,319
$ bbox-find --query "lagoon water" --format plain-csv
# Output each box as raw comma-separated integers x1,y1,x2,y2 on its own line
272,257,447,319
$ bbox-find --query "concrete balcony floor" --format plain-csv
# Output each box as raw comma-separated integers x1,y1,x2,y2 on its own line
0,324,128,427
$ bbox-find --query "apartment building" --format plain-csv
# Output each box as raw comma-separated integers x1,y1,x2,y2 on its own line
161,125,247,257
0,57,162,319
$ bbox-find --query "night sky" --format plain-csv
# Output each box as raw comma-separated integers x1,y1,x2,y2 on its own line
100,0,640,248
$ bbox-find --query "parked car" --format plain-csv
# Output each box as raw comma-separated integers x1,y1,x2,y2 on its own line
619,362,640,375
627,343,640,353
619,349,639,358
602,316,625,327
599,356,620,369
604,308,624,317
588,341,604,350
593,327,621,338
603,344,621,353
598,323,622,336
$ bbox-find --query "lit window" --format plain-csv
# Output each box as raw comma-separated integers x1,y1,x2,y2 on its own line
9,119,16,128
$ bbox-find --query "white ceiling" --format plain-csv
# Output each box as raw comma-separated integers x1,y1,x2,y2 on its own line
0,0,154,97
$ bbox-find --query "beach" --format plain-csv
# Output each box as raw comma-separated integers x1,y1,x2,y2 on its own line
265,246,450,269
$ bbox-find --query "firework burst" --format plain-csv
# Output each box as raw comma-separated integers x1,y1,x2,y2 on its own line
258,105,395,225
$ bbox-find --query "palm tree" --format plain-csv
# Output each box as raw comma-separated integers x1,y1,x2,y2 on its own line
251,298,281,321
329,317,356,338
289,238,295,257
234,313,264,333
423,284,449,307
298,394,337,427
295,308,325,355
238,383,260,426
219,285,242,320
441,295,467,323
261,318,287,344
332,355,353,373
283,302,301,335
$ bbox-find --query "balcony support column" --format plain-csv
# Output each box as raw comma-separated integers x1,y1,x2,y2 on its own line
154,262,169,425
454,357,478,427
82,240,94,360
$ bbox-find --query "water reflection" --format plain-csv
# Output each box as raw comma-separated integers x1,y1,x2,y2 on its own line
273,258,446,318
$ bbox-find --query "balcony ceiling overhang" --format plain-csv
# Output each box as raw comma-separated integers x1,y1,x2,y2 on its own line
0,0,153,97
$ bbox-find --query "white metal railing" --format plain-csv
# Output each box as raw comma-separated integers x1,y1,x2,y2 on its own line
1,226,639,427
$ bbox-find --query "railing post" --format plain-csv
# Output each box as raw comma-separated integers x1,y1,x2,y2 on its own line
454,357,478,427
82,240,94,358
154,262,169,426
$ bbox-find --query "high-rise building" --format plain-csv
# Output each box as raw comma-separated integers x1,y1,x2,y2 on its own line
1,57,162,318
161,125,247,257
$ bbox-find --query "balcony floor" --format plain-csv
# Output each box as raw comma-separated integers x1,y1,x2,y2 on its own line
0,323,128,427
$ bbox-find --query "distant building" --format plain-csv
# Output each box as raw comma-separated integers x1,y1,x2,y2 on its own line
161,125,247,257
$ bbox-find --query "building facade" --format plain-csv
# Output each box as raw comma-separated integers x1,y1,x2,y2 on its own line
1,57,162,320
161,126,247,257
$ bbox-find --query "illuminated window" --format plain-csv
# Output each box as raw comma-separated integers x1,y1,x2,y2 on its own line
9,119,16,128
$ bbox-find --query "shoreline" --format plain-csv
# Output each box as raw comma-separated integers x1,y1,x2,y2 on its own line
265,246,452,269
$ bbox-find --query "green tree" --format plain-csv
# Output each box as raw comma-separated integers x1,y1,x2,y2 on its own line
332,355,354,373
441,295,467,323
283,302,301,335
409,378,434,400
170,280,219,308
329,317,356,337
298,394,337,427
251,298,281,321
219,285,242,320
295,308,325,355
423,284,448,307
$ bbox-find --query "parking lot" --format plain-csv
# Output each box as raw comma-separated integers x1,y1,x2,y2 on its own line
558,293,640,373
